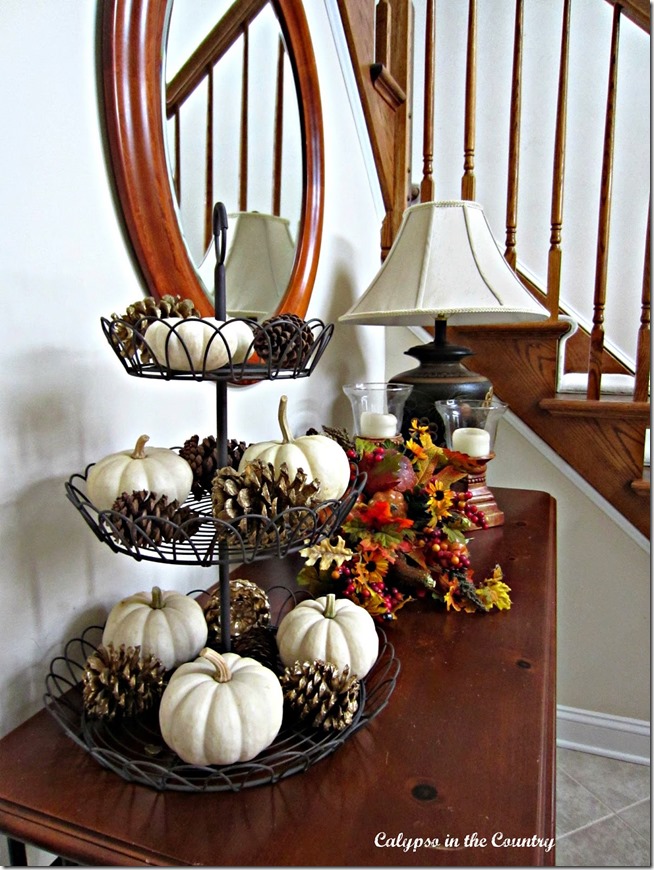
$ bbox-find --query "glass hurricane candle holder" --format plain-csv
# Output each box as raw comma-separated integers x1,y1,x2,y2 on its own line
435,398,508,528
343,383,413,441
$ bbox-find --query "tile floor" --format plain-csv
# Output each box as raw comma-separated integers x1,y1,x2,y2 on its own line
556,748,651,866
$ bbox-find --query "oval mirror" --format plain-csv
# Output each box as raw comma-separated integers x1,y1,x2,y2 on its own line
102,0,324,320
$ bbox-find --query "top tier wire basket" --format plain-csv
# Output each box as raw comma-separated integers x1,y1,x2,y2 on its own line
100,314,334,382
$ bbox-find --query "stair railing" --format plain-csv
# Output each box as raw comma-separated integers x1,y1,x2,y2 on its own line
414,0,650,403
165,0,286,254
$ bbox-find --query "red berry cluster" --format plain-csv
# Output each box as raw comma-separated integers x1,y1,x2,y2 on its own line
419,526,471,571
328,561,405,621
458,489,488,529
346,448,358,483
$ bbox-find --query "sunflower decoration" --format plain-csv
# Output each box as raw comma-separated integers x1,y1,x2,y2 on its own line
297,419,511,621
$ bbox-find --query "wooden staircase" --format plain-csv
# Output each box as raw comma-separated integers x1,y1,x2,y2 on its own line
448,320,650,538
336,0,650,539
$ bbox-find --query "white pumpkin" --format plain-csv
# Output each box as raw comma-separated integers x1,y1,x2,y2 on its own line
146,317,254,371
87,435,193,510
276,593,379,678
238,395,351,500
159,648,284,765
102,586,208,670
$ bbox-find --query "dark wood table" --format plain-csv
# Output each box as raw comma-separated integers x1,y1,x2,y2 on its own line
0,487,556,866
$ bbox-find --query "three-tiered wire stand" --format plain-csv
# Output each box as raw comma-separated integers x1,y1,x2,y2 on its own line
47,204,399,792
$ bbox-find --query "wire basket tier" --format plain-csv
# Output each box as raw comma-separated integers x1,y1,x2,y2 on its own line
65,466,366,566
44,619,399,793
101,315,333,382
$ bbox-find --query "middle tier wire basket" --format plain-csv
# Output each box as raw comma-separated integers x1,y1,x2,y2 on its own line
65,466,366,565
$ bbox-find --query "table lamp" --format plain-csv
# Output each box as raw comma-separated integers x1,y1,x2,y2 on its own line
200,211,296,320
338,200,549,441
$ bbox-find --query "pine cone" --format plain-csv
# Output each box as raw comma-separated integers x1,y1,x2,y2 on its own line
253,314,314,368
110,294,200,362
82,643,166,720
232,625,280,672
227,438,249,469
211,463,272,521
211,460,321,544
179,436,251,499
110,490,201,548
204,578,271,643
280,659,361,732
179,435,219,498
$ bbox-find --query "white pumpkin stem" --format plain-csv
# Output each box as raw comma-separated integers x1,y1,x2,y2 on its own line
131,434,150,459
324,593,337,619
200,647,232,682
277,395,295,444
150,586,164,609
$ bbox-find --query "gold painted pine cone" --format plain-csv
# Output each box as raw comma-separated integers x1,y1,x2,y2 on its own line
280,659,361,732
110,294,200,361
204,578,271,644
211,460,322,546
82,643,166,720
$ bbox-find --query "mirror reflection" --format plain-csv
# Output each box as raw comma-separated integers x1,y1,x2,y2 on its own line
164,0,303,319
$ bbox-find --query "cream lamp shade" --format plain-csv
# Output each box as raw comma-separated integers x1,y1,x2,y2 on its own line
200,211,296,320
339,200,549,326
339,200,549,442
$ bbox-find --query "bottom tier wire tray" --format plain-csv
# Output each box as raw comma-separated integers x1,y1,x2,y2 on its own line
44,621,399,793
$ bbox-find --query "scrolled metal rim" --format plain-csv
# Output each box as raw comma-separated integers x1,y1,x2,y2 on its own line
64,467,366,566
100,315,334,382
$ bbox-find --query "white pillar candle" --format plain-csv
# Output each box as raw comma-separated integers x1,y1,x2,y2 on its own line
360,411,398,438
452,426,491,457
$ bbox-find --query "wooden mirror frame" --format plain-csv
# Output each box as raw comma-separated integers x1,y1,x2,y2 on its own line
102,0,324,318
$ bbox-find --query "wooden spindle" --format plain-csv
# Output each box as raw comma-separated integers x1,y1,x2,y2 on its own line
461,0,477,201
375,0,391,70
272,39,284,217
633,202,651,402
504,0,524,269
546,0,571,319
204,65,214,252
239,26,250,212
420,0,436,203
588,4,621,400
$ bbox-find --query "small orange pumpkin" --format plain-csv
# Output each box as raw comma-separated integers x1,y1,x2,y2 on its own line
369,488,408,518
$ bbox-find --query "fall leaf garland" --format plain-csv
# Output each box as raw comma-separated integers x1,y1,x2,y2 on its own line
298,420,511,621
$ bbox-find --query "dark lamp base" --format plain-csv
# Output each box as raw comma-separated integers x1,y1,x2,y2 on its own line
390,337,493,444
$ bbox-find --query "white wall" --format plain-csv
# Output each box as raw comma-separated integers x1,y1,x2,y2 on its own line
491,422,650,722
0,0,385,746
0,0,648,769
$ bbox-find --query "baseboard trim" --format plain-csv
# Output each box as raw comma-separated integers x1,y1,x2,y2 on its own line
557,705,650,765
